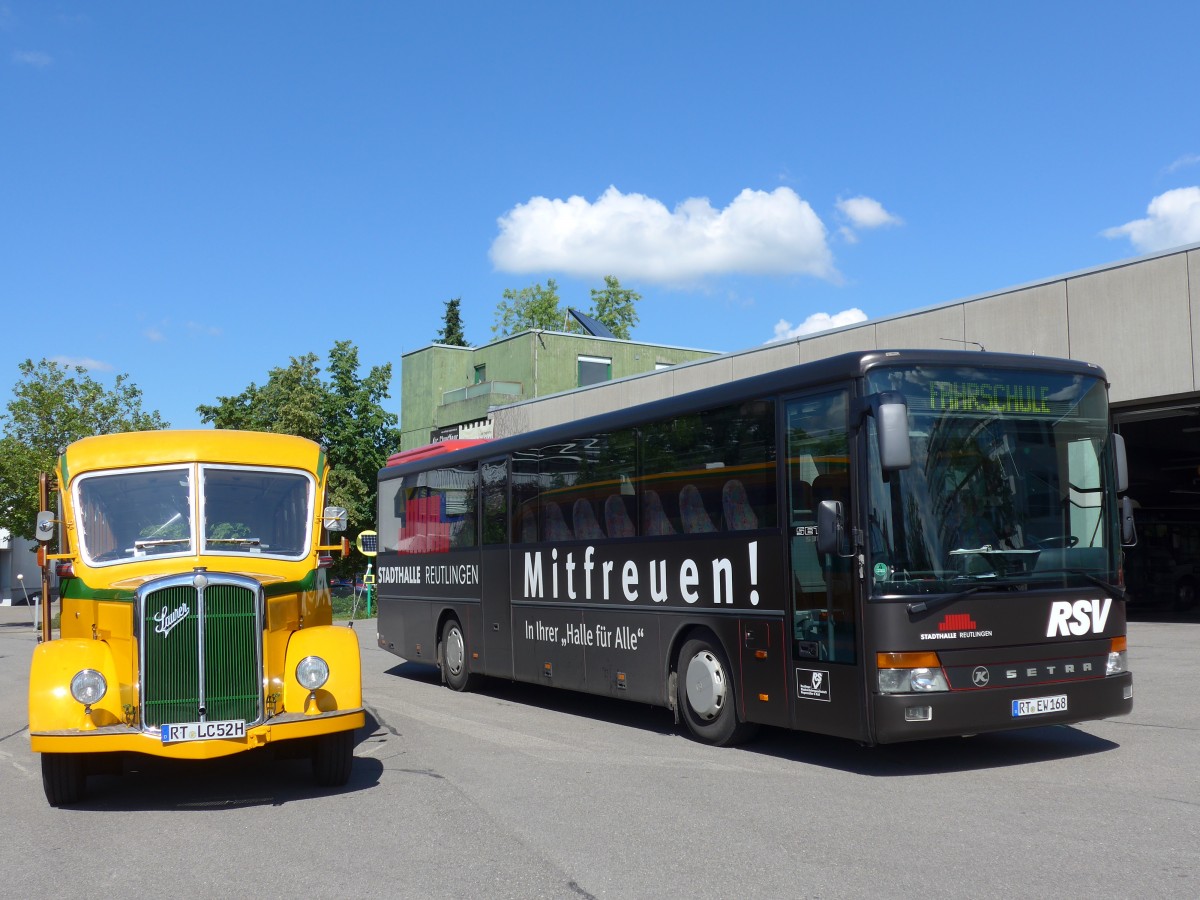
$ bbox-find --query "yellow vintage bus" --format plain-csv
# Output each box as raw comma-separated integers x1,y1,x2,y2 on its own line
29,430,365,806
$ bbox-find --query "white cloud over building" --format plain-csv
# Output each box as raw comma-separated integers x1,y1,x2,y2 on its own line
1104,187,1200,252
769,308,868,343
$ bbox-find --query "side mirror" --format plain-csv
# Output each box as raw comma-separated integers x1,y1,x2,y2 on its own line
323,506,349,533
1121,496,1137,547
817,500,848,556
865,393,912,471
1111,432,1129,494
35,511,56,543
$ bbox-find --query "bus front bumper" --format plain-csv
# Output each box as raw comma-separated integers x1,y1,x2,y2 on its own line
871,672,1133,744
29,708,365,758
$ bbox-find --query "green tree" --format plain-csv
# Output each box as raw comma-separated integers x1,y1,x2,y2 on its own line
197,340,400,537
588,275,640,339
492,279,565,336
492,276,640,339
0,359,168,540
435,297,469,346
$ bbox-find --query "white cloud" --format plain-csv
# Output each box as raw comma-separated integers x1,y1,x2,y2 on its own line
1165,154,1200,174
187,321,222,337
144,327,165,342
490,185,835,282
52,356,113,372
769,308,868,343
1104,187,1200,252
836,195,903,230
13,50,52,67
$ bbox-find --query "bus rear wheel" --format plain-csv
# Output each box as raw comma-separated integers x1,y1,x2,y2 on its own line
676,637,758,747
441,619,479,692
41,752,85,807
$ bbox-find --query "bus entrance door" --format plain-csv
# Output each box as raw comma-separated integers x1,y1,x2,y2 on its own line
785,391,867,741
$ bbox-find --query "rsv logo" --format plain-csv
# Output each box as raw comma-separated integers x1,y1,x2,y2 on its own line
1046,598,1111,637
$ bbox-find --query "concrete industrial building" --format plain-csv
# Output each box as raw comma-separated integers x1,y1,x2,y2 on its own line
482,241,1200,610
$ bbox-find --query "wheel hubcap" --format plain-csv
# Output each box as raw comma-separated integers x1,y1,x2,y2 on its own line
446,628,465,675
685,650,727,720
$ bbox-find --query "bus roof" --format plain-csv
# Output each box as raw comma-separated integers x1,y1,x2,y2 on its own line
378,349,1108,481
61,430,326,482
385,439,490,467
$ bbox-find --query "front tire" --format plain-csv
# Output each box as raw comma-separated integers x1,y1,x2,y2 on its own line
441,618,479,692
41,753,85,806
676,637,758,747
312,730,355,787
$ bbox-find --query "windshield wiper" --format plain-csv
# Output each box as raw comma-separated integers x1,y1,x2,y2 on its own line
907,586,981,617
135,538,190,549
207,537,261,546
1032,568,1126,599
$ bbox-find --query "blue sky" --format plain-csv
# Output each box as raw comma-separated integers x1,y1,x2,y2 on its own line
4,2,1200,431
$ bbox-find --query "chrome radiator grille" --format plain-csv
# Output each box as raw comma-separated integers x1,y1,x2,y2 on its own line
138,574,263,729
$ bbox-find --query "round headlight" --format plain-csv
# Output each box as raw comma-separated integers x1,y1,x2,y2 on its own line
70,669,108,705
910,667,947,692
296,655,330,691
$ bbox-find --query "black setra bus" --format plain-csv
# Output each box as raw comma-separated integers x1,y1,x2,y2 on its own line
375,350,1134,745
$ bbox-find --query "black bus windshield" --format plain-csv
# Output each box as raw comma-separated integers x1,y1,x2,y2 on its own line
864,365,1120,596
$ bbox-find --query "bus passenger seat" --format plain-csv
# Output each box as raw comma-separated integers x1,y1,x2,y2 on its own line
542,502,572,542
518,509,538,543
573,499,605,540
680,484,717,533
722,479,757,531
604,495,636,538
641,490,676,536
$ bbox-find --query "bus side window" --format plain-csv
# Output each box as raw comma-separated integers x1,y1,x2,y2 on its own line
482,458,508,545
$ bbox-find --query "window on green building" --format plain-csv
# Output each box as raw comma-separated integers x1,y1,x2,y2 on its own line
578,355,612,387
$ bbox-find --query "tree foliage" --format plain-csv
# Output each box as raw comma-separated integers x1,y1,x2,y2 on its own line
435,297,469,346
492,278,565,336
589,275,641,340
492,276,640,339
197,340,400,537
0,359,168,540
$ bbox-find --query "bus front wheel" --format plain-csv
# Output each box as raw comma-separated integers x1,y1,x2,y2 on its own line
676,637,758,747
312,730,355,788
41,752,85,807
441,619,479,692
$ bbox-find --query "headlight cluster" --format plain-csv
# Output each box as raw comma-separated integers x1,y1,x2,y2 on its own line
877,652,948,694
1106,636,1128,676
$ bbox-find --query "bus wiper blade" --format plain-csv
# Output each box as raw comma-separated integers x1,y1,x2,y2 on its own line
907,587,981,617
1033,568,1126,599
